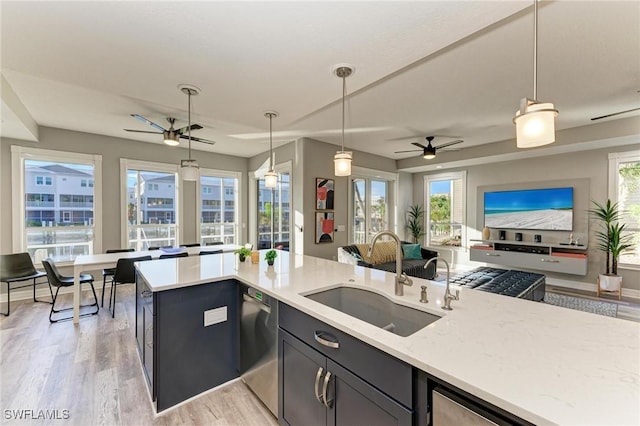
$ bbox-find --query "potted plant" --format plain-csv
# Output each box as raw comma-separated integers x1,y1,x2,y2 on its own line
589,199,633,294
265,249,277,266
406,204,426,244
234,247,252,262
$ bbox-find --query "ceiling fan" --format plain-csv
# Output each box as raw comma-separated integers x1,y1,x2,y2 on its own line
590,107,640,121
124,114,216,146
394,136,464,159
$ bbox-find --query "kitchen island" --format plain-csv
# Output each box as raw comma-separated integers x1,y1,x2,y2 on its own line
135,251,639,425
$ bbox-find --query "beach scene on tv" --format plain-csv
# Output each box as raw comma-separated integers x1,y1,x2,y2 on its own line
484,187,573,231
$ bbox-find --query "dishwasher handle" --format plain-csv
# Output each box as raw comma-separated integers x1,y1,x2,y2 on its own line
242,293,271,314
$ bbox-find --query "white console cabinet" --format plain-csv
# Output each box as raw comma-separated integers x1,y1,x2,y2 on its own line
469,240,588,276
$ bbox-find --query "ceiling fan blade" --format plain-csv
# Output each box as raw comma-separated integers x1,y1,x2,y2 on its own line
179,134,217,145
435,139,464,149
176,123,204,134
591,107,640,121
131,114,167,132
394,149,423,153
439,148,462,152
411,142,427,149
124,129,163,134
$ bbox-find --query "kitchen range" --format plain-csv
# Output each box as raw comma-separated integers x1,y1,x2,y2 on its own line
134,251,639,425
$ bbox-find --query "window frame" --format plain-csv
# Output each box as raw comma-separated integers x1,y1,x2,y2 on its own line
608,151,640,270
347,166,397,244
196,168,242,245
423,170,467,248
120,159,181,249
11,145,103,262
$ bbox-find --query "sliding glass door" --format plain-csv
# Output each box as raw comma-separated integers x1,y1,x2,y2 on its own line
351,178,389,244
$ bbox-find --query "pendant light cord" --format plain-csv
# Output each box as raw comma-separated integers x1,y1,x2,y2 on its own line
341,74,346,152
533,0,538,100
269,114,273,171
188,90,192,161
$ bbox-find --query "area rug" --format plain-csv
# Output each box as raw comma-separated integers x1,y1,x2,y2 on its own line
543,292,618,317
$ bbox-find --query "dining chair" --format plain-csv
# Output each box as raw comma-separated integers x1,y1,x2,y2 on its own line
109,255,152,318
199,250,223,255
0,252,51,316
41,258,99,323
159,252,189,259
180,243,200,247
205,241,224,246
101,249,134,307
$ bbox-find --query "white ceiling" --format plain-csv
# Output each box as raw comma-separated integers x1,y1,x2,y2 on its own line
1,1,639,160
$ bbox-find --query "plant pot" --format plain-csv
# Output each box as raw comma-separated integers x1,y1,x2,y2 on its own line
267,260,274,266
598,274,622,292
238,254,246,262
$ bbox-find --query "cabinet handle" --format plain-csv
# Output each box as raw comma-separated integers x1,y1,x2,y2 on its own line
314,331,340,349
322,371,333,408
485,253,501,257
145,326,153,348
314,367,324,403
541,259,560,263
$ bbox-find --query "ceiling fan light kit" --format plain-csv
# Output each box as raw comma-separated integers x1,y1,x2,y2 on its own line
163,118,180,146
179,84,200,181
333,64,355,177
513,0,558,149
264,111,279,189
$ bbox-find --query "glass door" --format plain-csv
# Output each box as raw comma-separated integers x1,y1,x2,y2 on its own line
257,172,290,249
351,178,389,244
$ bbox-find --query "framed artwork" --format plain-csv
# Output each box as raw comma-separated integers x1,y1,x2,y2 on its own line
315,212,334,244
316,178,335,210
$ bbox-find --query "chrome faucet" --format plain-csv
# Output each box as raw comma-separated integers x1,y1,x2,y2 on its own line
369,231,413,296
424,257,459,310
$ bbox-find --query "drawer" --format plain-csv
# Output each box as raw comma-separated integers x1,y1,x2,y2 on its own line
279,303,413,408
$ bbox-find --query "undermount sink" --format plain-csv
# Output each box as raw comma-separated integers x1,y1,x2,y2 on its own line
305,286,441,337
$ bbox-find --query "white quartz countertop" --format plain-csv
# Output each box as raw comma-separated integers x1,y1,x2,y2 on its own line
136,251,640,426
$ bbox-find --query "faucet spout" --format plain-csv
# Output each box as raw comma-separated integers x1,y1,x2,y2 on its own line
424,257,459,310
370,231,412,296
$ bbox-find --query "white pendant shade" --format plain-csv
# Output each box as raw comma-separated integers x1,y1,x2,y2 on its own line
265,170,278,188
181,159,199,181
334,151,352,176
514,101,558,148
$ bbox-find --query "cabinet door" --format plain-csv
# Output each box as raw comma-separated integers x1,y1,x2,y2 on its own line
143,305,154,397
327,359,413,426
279,329,327,426
135,274,144,356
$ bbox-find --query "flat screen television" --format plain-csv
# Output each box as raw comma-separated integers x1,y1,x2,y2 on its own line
484,187,573,231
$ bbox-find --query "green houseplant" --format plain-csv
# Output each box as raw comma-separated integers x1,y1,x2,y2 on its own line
265,249,277,266
234,247,252,262
406,204,426,244
589,199,633,294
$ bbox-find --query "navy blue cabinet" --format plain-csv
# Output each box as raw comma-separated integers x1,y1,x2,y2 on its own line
279,304,413,426
135,275,239,412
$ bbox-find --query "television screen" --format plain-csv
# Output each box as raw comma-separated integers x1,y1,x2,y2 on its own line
484,187,573,231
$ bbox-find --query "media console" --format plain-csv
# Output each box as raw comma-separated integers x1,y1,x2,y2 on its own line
470,239,588,275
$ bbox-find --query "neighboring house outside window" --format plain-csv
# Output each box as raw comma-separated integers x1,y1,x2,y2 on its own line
11,146,102,263
199,170,241,245
609,151,640,268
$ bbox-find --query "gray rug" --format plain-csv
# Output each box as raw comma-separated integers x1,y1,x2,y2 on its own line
544,293,618,317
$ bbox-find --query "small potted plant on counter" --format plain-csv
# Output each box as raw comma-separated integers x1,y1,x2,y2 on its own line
234,247,252,262
589,199,633,298
265,249,277,266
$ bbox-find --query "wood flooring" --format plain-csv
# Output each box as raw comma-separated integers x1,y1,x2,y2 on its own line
0,286,278,426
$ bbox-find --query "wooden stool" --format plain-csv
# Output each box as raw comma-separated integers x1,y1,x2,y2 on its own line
596,275,622,300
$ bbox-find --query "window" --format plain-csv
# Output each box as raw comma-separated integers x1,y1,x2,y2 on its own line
609,152,640,268
199,171,240,245
80,178,93,188
257,173,290,249
121,159,179,250
12,146,102,262
424,171,466,247
348,168,395,244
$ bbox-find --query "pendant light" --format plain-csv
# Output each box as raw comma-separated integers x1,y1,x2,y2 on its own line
513,0,558,148
179,84,200,181
264,111,278,189
333,65,354,176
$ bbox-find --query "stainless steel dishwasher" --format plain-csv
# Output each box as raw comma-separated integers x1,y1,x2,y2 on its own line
240,285,278,417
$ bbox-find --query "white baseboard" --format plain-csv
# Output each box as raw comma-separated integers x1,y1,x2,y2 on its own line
546,277,640,300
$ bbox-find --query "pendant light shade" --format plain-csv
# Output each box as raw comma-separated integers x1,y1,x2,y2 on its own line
179,84,200,181
264,111,278,189
513,0,558,148
333,65,354,177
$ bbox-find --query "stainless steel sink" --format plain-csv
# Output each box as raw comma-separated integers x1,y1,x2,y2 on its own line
305,286,441,337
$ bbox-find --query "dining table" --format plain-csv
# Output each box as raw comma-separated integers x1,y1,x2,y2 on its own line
72,244,240,323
